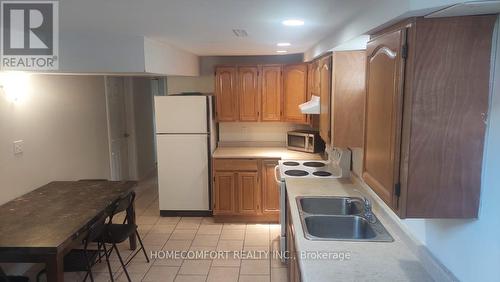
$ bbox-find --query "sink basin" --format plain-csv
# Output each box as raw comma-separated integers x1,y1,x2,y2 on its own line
297,196,363,215
304,215,376,239
301,215,393,242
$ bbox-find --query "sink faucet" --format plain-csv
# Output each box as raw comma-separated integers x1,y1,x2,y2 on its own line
353,190,377,224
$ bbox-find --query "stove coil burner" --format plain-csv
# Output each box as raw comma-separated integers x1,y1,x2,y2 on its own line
303,162,326,168
282,161,300,166
313,171,333,177
284,170,309,177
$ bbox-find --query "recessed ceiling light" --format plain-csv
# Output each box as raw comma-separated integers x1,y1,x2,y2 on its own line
282,19,304,26
276,50,288,53
277,42,291,47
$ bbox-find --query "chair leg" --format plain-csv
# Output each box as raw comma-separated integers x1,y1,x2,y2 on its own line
102,243,115,282
113,243,131,282
136,230,150,263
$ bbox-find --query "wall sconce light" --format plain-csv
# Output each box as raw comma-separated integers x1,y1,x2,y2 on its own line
0,72,30,103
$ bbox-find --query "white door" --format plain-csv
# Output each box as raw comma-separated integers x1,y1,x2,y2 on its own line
106,77,129,181
157,134,209,211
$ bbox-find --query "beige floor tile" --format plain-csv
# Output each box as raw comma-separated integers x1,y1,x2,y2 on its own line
207,267,239,282
223,224,246,230
137,224,154,235
175,221,201,230
157,217,181,225
244,234,270,246
211,255,241,267
142,266,179,282
220,229,245,240
144,233,170,245
115,272,145,282
239,275,271,282
154,258,184,267
242,246,271,260
137,216,160,225
180,217,203,222
123,261,152,274
170,229,198,240
271,267,288,282
163,240,192,252
216,240,243,252
92,259,124,274
149,224,176,234
240,259,271,275
197,224,223,235
192,234,220,247
246,224,270,234
201,217,217,224
178,259,212,275
189,245,217,253
174,274,207,282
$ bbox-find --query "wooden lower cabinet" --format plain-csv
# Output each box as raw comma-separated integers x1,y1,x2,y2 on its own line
213,172,236,215
261,159,280,216
212,158,279,222
286,193,301,282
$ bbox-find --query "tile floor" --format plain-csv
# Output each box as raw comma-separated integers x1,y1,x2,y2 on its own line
59,175,288,282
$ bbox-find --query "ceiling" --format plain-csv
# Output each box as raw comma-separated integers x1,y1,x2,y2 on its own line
59,0,374,56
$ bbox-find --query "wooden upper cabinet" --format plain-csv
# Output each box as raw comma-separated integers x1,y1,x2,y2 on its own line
319,55,332,144
363,28,406,209
331,51,367,148
238,66,260,121
237,172,260,214
261,66,282,121
261,159,280,215
364,15,495,218
213,172,236,215
215,67,238,121
283,64,308,123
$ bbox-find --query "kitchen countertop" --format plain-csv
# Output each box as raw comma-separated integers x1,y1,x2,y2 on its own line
212,146,323,160
285,178,433,282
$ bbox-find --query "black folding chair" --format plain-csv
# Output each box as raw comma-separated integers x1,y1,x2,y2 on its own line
37,213,113,282
0,267,29,282
96,192,149,282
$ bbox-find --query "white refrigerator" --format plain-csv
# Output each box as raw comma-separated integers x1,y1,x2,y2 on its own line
154,94,216,215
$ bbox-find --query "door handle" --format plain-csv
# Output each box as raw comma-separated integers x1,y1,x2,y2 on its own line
274,165,281,184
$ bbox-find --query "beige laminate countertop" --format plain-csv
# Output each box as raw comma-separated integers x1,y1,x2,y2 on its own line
285,178,434,282
212,147,323,160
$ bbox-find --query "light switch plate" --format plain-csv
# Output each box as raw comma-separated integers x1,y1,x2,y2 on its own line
13,140,23,155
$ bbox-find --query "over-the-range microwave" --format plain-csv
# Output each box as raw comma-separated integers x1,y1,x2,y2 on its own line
287,130,325,153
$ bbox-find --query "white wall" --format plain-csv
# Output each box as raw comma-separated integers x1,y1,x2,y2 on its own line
144,39,199,76
400,18,500,282
219,122,310,144
0,74,111,205
131,77,157,179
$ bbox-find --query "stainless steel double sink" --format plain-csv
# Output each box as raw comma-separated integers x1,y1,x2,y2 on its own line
296,196,394,242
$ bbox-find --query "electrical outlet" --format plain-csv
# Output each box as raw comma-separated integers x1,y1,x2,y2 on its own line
13,140,23,155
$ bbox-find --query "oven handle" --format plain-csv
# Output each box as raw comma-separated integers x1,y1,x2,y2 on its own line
274,165,281,184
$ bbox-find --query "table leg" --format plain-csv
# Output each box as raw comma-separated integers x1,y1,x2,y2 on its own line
127,200,137,250
45,253,64,282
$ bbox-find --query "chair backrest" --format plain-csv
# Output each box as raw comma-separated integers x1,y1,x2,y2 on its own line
85,212,108,244
113,192,135,216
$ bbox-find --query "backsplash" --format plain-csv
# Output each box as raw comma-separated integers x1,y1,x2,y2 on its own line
218,122,310,143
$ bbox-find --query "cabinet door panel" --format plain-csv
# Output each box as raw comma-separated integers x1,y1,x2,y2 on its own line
319,56,332,144
283,64,308,123
238,172,260,214
261,66,282,121
214,172,236,215
363,28,406,208
215,67,238,121
261,160,280,215
238,66,260,121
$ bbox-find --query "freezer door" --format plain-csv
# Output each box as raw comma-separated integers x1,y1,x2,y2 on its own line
157,134,210,211
155,96,208,133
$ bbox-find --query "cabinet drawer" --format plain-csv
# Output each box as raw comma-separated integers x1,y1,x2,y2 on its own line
214,159,259,171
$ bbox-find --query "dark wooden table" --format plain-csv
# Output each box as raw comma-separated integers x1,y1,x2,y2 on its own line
0,181,137,282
